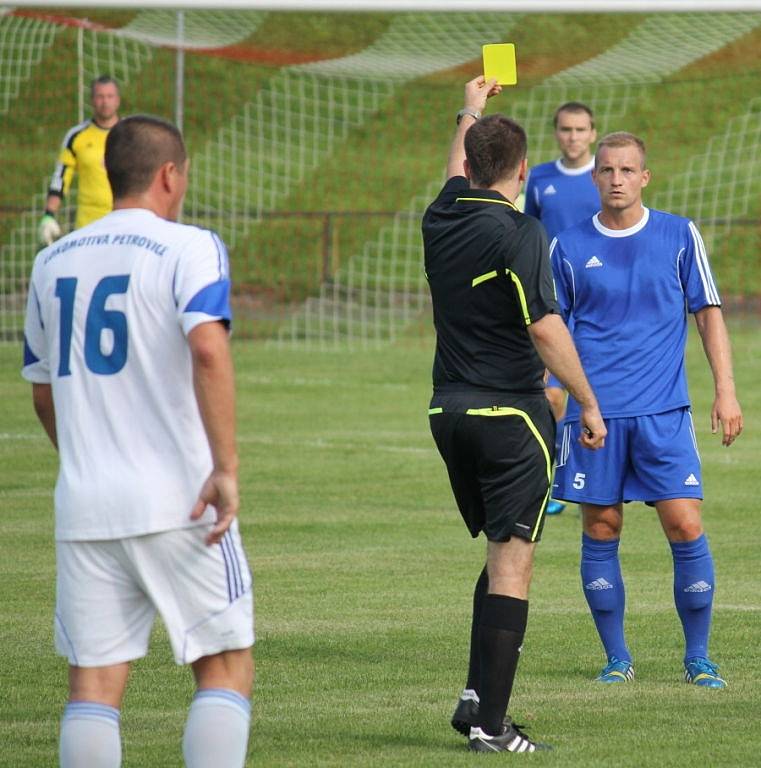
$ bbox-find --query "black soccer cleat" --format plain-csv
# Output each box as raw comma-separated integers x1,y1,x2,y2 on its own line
451,697,513,737
467,723,552,753
451,696,479,736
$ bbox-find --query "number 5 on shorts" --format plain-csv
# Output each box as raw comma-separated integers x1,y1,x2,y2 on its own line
573,472,586,490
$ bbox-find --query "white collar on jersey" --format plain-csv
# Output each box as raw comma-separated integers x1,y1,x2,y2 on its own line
593,206,650,238
554,156,595,176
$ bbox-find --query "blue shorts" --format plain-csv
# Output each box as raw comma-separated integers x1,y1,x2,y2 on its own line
553,407,702,505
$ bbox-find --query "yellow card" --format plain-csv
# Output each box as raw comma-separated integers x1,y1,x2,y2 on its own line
482,43,517,86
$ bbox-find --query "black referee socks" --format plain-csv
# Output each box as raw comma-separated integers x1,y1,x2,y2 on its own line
465,567,489,691
477,594,529,736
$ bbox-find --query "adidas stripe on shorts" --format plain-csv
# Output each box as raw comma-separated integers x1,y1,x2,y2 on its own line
55,521,254,667
554,406,702,505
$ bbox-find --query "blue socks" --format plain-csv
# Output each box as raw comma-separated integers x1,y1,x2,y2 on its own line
581,534,630,662
671,534,715,662
582,533,715,666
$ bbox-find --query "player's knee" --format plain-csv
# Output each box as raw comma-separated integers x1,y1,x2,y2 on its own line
666,521,704,541
582,506,623,539
193,647,254,697
68,663,130,708
233,648,255,690
584,520,621,539
230,649,255,696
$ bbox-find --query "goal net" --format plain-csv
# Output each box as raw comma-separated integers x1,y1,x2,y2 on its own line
1,6,760,346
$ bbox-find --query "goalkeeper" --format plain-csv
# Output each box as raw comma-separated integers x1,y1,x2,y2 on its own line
38,75,121,245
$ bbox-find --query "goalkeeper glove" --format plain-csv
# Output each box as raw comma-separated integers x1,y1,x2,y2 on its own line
38,210,61,245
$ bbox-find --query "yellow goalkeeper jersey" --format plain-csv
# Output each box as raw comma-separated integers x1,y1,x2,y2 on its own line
48,119,115,228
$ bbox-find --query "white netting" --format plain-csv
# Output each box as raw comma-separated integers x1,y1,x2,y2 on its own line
80,27,154,93
278,12,761,348
293,13,515,80
2,10,760,344
652,98,761,222
0,12,60,114
0,25,157,341
282,184,439,348
118,9,268,49
187,13,523,243
0,9,268,341
0,12,61,340
547,12,758,85
651,98,761,297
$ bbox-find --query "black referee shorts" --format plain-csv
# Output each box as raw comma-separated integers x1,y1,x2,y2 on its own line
429,393,556,543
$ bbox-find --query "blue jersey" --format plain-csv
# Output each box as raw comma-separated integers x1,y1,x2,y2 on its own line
551,208,720,421
524,158,600,241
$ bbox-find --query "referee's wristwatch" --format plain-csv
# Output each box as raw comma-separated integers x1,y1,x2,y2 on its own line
456,107,481,125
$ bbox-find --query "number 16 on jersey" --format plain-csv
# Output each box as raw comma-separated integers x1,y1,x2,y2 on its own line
55,275,130,377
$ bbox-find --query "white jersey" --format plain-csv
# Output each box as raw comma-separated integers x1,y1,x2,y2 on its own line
22,208,232,541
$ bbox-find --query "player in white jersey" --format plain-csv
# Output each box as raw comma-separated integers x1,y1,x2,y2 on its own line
550,132,743,688
22,115,253,768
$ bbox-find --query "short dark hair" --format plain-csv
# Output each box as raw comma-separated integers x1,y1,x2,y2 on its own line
90,75,120,98
464,114,527,188
553,101,595,128
595,131,647,169
105,115,187,199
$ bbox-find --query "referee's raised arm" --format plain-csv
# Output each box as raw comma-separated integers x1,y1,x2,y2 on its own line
446,76,501,179
422,75,608,755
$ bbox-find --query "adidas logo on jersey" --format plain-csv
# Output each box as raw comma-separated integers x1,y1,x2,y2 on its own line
684,580,712,593
585,577,613,591
543,184,557,196
585,256,603,268
684,473,700,486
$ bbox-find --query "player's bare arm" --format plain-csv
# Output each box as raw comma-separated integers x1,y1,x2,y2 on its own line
694,305,743,447
527,313,606,449
446,76,501,180
31,383,58,450
189,320,240,544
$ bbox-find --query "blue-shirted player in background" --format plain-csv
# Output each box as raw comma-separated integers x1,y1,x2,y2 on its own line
525,102,601,514
525,102,599,240
551,131,743,688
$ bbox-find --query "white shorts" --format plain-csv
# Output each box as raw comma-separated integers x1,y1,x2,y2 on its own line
55,521,254,667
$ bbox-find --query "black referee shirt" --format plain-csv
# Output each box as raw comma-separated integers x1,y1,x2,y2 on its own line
422,176,559,395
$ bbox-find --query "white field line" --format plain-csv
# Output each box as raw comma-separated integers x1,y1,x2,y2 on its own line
238,433,434,455
0,430,434,454
0,488,52,498
236,374,412,391
0,432,46,440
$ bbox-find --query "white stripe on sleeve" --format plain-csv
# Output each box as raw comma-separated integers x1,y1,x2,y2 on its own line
688,221,720,305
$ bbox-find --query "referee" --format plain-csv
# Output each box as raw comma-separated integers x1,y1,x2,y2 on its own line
423,76,606,753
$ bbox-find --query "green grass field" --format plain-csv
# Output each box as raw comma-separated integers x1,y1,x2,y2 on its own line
1,319,759,767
